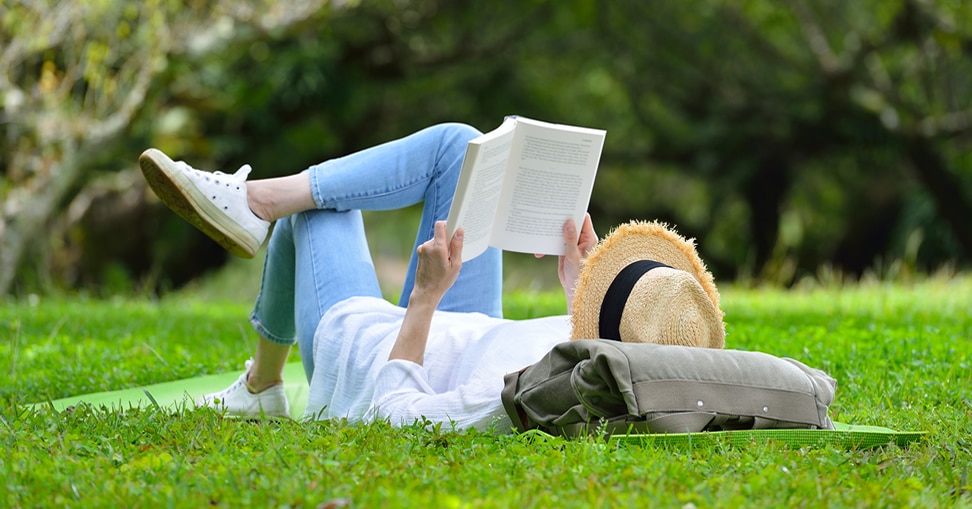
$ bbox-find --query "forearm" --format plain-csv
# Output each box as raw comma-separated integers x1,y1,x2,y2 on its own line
389,220,462,365
387,292,439,365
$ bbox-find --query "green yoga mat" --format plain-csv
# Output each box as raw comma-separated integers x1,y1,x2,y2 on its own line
608,422,924,449
41,362,309,419
40,365,924,449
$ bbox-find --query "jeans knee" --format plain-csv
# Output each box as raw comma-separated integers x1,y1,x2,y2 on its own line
435,122,482,145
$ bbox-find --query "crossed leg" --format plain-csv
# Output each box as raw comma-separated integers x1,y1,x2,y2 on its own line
140,123,502,417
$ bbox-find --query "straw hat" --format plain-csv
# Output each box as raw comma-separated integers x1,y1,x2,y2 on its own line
570,220,725,348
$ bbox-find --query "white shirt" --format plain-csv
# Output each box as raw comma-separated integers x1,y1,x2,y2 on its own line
304,296,569,432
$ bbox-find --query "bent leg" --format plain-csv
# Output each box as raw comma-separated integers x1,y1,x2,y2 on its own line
306,123,503,316
251,208,381,381
251,123,503,381
400,166,503,318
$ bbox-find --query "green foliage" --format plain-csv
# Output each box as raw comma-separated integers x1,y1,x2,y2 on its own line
3,0,972,296
2,279,971,506
585,0,972,279
128,0,971,293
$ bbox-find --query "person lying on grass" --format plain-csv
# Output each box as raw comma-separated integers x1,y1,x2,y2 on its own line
139,123,725,431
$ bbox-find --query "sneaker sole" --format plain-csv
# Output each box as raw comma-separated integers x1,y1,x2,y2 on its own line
219,409,292,420
139,149,259,258
196,397,291,419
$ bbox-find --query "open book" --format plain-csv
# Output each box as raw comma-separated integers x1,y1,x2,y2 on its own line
446,116,606,262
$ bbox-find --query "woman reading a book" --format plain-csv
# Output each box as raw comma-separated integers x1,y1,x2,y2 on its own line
139,122,724,431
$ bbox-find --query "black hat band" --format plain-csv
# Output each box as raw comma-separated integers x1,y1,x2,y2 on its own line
598,260,672,341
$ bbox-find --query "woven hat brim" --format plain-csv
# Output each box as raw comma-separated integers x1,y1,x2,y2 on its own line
570,220,724,342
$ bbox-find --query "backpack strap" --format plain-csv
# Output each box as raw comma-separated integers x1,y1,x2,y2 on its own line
554,413,719,438
643,412,717,433
502,369,532,432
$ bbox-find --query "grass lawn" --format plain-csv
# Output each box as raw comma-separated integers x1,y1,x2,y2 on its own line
1,276,970,507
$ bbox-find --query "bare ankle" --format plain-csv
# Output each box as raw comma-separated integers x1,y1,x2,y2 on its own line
247,174,315,221
245,372,283,393
246,183,274,222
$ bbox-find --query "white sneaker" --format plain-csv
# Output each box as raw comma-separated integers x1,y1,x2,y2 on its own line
196,360,290,418
139,148,270,258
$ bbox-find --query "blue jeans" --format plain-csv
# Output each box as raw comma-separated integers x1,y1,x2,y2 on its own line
249,123,504,381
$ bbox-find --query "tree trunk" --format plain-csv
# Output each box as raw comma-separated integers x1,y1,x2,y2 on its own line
0,145,84,297
744,155,792,276
905,137,972,259
0,0,337,297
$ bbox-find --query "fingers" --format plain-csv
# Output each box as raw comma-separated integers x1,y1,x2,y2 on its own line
420,221,461,266
562,219,582,263
429,221,463,262
413,222,462,300
417,222,445,259
563,219,579,248
578,213,598,255
449,226,464,263
580,213,594,237
536,215,597,259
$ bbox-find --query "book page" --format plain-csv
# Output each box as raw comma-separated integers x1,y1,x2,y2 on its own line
446,119,517,262
489,118,606,256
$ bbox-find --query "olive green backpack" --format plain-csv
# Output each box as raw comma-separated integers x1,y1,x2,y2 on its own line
502,340,836,437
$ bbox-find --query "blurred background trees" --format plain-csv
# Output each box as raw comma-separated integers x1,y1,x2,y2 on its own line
1,0,970,297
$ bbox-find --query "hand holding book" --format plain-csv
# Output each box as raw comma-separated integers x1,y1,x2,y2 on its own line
445,116,606,262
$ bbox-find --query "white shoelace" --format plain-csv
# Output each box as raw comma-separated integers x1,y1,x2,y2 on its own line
174,161,253,182
175,160,250,181
211,359,254,399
